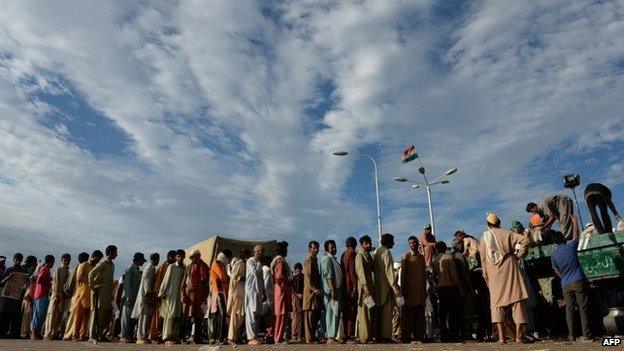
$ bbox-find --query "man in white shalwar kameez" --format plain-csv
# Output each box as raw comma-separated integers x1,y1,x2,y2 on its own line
132,253,159,344
245,245,265,345
158,250,186,345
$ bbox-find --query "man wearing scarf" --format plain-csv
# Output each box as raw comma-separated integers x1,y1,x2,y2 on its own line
271,241,292,344
208,249,231,344
355,235,375,343
479,213,530,344
320,239,343,344
182,249,209,344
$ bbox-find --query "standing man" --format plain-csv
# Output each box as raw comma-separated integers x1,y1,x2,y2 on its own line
89,245,117,343
20,256,39,339
290,263,304,343
0,253,28,338
355,235,375,344
209,250,231,344
183,249,209,344
149,250,176,343
551,229,593,343
44,253,71,340
320,240,343,344
340,236,358,342
63,252,89,341
158,249,186,345
400,236,426,343
245,245,265,345
66,250,103,341
432,241,462,342
374,233,401,343
584,183,621,234
132,253,159,344
526,194,578,241
420,225,437,268
227,249,249,345
31,255,55,339
303,241,323,344
271,241,292,344
120,252,145,343
479,213,530,344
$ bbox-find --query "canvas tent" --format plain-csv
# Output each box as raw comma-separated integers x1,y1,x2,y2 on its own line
186,235,278,266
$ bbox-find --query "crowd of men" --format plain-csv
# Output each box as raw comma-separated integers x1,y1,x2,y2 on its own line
0,182,620,345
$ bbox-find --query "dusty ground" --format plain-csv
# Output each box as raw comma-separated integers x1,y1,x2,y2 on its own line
0,339,614,351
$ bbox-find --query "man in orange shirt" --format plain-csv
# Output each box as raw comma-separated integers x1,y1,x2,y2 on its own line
208,249,232,344
419,224,436,267
182,250,209,344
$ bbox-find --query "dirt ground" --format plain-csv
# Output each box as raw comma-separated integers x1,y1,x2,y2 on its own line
0,339,614,351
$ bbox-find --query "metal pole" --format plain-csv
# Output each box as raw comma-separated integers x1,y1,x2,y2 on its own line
367,155,383,241
426,184,435,236
572,187,584,229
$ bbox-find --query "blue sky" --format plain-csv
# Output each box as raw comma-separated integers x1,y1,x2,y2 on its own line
1,0,623,270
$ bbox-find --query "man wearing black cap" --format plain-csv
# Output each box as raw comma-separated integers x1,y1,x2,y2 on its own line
120,252,146,343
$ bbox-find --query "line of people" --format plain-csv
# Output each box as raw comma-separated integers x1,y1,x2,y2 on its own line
0,194,615,345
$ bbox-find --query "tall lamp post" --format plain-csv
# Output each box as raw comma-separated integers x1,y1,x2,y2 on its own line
395,167,457,236
333,151,382,241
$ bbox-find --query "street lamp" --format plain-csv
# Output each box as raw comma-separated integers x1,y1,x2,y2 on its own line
333,151,382,240
394,167,456,236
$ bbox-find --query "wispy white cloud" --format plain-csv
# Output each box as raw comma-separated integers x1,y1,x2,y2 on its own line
0,0,623,267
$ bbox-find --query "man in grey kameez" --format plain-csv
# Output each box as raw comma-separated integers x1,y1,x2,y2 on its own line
245,245,265,345
120,252,145,342
527,195,578,241
132,253,159,344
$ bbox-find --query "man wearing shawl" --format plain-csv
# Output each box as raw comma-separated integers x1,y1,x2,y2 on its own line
271,241,292,343
43,253,71,340
132,253,159,344
320,239,343,344
511,220,539,341
355,235,375,343
479,213,530,344
149,250,176,343
303,241,323,344
158,249,186,345
208,249,231,344
340,236,358,342
245,245,265,345
183,249,209,344
227,249,249,345
400,236,426,343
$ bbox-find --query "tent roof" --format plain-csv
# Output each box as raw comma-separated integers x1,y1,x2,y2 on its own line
186,235,278,266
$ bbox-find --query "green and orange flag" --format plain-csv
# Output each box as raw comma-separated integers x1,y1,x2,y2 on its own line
402,145,418,163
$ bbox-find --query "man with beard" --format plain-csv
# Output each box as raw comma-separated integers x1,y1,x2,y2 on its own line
245,245,265,345
400,236,426,343
320,240,343,344
355,235,375,343
303,241,322,344
340,236,358,343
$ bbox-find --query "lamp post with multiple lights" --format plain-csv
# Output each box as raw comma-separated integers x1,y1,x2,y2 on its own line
395,167,457,236
333,151,382,241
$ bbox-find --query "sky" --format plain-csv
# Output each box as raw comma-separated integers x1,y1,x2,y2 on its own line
1,0,623,271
